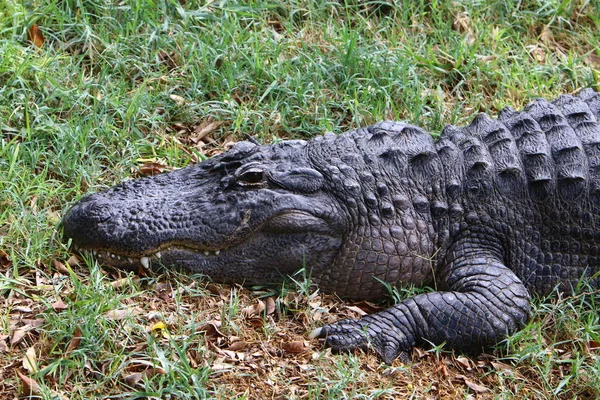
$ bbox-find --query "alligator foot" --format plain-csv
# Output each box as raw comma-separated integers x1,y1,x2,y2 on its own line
309,318,411,364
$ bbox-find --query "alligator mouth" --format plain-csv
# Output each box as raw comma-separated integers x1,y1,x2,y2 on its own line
71,243,224,272
68,210,334,272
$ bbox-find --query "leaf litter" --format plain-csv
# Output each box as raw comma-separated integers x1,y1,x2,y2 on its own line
1,255,515,399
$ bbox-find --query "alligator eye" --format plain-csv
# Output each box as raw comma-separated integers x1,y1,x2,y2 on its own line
236,167,267,187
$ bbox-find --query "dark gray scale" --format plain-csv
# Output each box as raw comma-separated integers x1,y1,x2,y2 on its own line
472,113,526,196
524,99,588,200
437,125,466,209
499,108,554,201
560,92,600,207
456,114,497,201
579,88,600,120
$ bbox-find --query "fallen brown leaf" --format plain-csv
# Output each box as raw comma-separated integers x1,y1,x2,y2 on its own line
27,24,44,48
345,305,367,317
137,161,172,177
192,120,222,143
226,341,248,351
66,254,81,267
124,366,167,386
242,299,265,318
529,46,546,63
13,306,33,313
169,94,186,105
489,360,514,372
265,297,276,315
196,321,226,338
51,299,68,312
17,371,41,396
52,259,70,274
0,249,11,267
585,54,600,69
104,307,143,320
586,340,600,352
282,341,306,354
22,346,38,373
11,327,29,345
456,374,489,393
65,327,82,355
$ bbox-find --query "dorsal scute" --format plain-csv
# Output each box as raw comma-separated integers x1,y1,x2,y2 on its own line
526,97,588,199
579,88,600,121
501,111,554,200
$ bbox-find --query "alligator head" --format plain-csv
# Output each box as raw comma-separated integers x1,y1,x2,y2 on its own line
62,139,345,285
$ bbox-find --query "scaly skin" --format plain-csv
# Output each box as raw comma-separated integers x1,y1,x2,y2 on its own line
63,89,600,362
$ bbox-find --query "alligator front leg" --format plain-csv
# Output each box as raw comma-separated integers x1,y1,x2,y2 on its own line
310,254,532,363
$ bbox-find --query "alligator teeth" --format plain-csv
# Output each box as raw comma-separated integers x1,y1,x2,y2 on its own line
203,251,210,256
128,258,134,263
140,257,150,270
214,250,220,256
155,252,162,259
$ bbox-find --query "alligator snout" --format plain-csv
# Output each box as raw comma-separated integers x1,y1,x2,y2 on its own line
62,195,116,249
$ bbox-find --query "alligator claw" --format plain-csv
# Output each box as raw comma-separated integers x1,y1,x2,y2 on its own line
310,318,411,364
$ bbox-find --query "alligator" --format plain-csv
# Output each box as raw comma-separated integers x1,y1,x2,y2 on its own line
63,89,600,363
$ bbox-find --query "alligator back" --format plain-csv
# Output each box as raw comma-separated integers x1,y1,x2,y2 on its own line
303,90,600,298
437,90,600,295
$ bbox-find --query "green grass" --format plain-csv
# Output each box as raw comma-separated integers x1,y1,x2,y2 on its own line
1,0,600,398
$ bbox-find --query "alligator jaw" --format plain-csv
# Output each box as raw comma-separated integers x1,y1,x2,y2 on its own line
70,243,223,272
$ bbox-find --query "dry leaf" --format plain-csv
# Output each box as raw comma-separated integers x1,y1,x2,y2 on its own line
124,367,166,386
265,297,276,315
282,341,306,354
52,259,70,274
0,249,11,267
104,307,142,320
51,299,68,312
456,375,489,393
17,371,41,396
66,255,81,267
226,341,247,351
345,305,367,317
27,24,44,48
13,306,33,313
11,327,28,345
22,346,38,373
529,46,546,63
65,327,82,355
242,300,265,318
540,26,553,45
455,356,473,369
197,321,226,338
490,361,514,371
192,120,222,143
0,337,8,353
169,94,186,105
138,162,170,177
585,54,600,68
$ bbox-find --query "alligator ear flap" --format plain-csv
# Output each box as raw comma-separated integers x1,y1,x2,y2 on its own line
270,168,324,193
